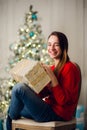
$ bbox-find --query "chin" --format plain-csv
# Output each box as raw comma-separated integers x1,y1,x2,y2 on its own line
50,55,57,59
49,55,60,60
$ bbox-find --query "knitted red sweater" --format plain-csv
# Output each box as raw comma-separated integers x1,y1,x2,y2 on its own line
39,61,81,121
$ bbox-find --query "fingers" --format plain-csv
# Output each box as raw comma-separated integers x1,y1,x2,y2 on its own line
40,63,49,72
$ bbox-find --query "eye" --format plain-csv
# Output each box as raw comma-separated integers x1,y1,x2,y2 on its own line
54,44,60,47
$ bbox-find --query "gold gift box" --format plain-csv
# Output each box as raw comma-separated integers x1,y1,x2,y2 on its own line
10,59,51,93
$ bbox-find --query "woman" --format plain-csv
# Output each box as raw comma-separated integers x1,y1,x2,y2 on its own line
6,31,81,130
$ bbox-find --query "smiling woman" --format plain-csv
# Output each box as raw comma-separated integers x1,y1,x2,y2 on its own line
6,31,81,130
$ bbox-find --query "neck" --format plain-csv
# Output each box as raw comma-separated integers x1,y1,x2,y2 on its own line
54,59,60,67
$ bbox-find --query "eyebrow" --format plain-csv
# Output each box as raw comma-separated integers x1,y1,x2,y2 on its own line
48,42,60,44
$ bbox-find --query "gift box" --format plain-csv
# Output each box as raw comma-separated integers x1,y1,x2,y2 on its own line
76,105,84,118
10,59,51,93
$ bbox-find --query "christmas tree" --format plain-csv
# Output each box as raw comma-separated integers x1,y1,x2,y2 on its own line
8,5,52,69
0,5,53,115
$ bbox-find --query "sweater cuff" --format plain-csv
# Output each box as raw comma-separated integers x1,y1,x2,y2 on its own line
51,84,60,90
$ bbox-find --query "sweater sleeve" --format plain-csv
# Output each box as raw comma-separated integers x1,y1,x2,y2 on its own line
51,63,80,106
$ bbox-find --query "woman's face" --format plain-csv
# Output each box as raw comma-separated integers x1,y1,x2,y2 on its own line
47,35,62,60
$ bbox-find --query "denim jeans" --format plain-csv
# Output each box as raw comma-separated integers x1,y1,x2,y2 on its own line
6,83,64,130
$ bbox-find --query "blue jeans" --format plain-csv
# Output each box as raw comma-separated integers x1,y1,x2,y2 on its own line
6,83,64,130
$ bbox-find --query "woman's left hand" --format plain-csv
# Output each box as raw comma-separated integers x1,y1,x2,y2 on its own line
42,64,59,87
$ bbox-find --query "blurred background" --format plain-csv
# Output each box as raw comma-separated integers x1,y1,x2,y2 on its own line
0,0,87,128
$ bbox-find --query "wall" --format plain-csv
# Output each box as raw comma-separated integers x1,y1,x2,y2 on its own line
0,0,87,106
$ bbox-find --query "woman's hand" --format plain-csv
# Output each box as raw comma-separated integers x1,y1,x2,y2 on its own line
41,64,59,87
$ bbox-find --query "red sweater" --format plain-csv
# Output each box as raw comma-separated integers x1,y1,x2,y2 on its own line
39,61,81,121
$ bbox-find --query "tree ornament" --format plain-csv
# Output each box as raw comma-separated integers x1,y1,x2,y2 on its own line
29,31,34,37
32,13,37,20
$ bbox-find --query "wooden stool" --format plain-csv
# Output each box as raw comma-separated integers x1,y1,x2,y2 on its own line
12,118,76,130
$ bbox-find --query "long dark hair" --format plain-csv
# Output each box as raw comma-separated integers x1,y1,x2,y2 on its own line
48,31,70,75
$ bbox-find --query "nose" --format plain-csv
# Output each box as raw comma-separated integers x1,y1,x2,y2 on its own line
50,45,55,50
